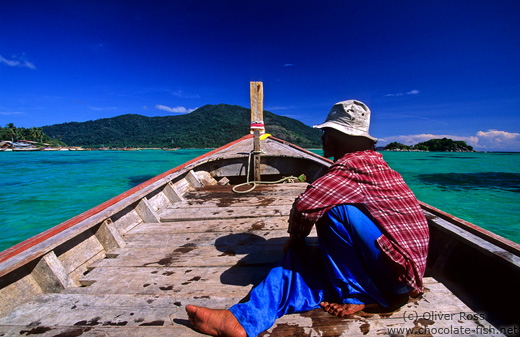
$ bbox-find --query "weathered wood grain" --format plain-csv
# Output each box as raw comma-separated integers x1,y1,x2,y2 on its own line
185,170,204,188
135,197,161,223
0,272,41,317
166,195,298,209
0,293,226,327
0,326,205,337
127,217,291,235
184,183,307,199
122,228,292,248
112,208,142,235
71,266,268,297
32,251,78,292
160,205,291,222
95,219,126,250
0,278,499,337
163,181,184,203
88,244,286,269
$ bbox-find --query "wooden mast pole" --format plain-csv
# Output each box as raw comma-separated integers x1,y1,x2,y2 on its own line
250,81,264,135
250,82,263,182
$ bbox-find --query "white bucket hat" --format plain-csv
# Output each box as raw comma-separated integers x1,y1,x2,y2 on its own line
313,100,377,141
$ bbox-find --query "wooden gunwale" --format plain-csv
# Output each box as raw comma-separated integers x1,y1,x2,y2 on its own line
0,135,253,272
419,201,520,255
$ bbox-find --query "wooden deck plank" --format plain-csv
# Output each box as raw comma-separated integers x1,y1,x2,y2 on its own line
167,195,298,209
160,184,298,222
0,326,205,337
70,266,268,298
185,183,307,198
0,293,234,330
159,205,290,222
88,244,287,268
93,203,310,268
122,229,291,248
0,278,503,337
126,217,290,236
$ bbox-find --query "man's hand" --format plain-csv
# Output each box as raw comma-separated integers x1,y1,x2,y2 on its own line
283,237,295,254
283,236,305,254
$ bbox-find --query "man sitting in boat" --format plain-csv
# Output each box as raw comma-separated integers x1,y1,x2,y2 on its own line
186,100,430,337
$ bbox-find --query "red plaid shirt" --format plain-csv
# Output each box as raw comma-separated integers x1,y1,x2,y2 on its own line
289,150,429,292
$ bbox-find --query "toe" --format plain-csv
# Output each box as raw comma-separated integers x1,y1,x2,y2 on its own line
186,304,197,315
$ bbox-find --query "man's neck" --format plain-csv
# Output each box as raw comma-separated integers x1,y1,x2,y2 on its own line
333,146,372,161
327,132,374,161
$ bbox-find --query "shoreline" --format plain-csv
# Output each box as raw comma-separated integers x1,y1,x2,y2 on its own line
0,147,185,152
1,146,518,154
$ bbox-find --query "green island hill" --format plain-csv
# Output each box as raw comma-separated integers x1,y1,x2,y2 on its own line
3,104,473,152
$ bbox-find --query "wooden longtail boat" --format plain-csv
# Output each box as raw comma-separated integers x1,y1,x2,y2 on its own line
1,83,519,336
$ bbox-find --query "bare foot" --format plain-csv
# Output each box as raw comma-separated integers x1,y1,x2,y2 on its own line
408,289,421,298
320,301,365,317
185,305,247,337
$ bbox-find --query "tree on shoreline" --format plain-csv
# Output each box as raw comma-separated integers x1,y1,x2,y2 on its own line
1,124,58,145
384,142,412,151
5,123,16,142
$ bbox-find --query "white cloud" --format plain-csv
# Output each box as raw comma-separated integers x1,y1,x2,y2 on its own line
385,89,420,97
476,129,519,140
283,63,294,67
0,54,36,69
155,105,196,114
475,130,520,151
379,129,520,151
0,111,24,116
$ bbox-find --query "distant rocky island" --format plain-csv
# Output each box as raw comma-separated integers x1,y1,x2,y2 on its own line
384,138,474,152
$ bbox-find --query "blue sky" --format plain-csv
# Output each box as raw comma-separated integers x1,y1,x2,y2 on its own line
1,1,519,151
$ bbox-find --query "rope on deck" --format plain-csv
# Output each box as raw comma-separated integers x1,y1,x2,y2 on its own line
231,150,304,194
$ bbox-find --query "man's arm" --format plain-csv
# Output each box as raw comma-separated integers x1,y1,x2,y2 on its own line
284,163,360,251
287,198,316,239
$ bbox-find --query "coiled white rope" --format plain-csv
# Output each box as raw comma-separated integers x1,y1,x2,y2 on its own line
231,150,301,194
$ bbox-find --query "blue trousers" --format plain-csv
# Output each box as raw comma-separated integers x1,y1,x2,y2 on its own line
229,205,410,337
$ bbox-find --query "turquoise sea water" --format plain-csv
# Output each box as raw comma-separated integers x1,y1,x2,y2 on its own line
0,150,519,251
